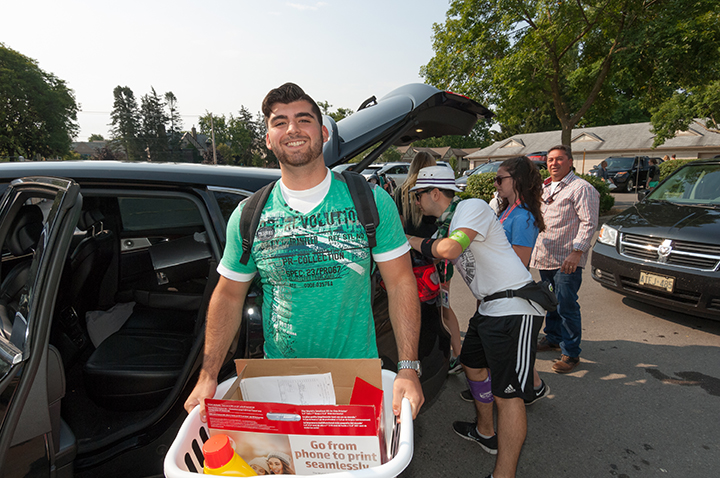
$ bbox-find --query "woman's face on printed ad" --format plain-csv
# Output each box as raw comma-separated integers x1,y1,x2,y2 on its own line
268,457,283,474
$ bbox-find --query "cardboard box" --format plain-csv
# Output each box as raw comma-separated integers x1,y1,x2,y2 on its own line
205,359,386,475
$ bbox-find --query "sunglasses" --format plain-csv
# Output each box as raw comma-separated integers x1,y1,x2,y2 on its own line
494,175,512,185
413,188,433,200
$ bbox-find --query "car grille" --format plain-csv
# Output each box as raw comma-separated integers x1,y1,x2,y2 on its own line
709,298,720,312
619,233,720,272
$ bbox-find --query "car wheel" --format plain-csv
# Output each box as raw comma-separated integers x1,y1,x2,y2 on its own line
626,177,634,192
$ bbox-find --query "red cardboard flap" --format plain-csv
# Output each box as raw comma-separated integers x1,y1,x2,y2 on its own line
349,377,383,411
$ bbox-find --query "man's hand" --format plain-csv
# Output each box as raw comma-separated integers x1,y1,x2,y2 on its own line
561,250,583,274
184,370,218,422
393,368,424,420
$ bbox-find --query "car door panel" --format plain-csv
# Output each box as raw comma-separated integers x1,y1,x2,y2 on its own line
0,177,82,476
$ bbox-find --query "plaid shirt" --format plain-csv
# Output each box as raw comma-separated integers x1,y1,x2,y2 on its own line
530,171,599,270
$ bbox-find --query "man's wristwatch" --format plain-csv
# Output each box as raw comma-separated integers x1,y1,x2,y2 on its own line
397,360,422,378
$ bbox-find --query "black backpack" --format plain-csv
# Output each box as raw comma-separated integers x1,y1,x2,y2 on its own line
239,170,379,266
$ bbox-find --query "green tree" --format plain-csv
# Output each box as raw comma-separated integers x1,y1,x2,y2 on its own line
421,0,720,145
318,101,354,122
139,87,169,161
110,86,142,160
651,81,720,147
165,92,183,159
88,134,105,142
0,44,79,159
199,109,268,167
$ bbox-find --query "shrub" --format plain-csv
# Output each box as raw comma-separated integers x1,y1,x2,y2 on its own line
462,169,614,214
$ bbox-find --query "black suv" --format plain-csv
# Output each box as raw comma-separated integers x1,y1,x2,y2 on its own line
0,84,491,477
601,156,651,192
591,159,720,320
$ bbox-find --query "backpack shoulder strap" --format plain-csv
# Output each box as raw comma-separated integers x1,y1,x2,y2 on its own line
239,180,277,265
339,170,380,249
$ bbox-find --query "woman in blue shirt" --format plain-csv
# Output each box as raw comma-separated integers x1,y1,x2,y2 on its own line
496,156,549,403
494,156,545,267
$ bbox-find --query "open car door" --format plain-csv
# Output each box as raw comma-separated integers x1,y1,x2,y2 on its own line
0,177,82,476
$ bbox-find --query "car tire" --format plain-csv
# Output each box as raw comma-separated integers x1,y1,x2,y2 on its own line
626,177,634,192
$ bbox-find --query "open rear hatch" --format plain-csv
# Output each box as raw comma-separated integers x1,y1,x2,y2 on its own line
323,83,493,169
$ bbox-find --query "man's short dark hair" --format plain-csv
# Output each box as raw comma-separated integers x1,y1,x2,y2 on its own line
262,83,322,127
548,144,573,160
439,189,456,199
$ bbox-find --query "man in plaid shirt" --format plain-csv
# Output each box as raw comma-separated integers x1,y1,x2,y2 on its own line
530,145,599,373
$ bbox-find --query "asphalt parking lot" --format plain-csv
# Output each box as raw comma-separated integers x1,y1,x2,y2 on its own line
401,193,720,478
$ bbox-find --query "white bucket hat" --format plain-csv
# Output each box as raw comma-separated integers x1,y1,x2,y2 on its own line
410,166,461,192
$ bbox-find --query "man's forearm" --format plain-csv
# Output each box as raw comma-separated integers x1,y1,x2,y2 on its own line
406,235,463,261
201,278,251,379
378,255,421,361
388,279,421,362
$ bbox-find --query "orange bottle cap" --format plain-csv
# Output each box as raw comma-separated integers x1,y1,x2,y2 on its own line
203,434,235,469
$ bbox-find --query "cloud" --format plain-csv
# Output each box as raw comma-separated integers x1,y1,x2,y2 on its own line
286,2,328,11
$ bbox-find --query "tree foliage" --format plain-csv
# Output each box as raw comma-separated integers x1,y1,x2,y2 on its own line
88,134,105,142
651,81,720,147
318,101,354,122
165,92,183,158
110,86,184,161
0,44,79,159
198,109,269,167
139,87,169,161
110,86,142,160
421,0,720,145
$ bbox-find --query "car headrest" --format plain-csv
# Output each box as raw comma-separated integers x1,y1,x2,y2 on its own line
77,209,105,232
6,205,44,256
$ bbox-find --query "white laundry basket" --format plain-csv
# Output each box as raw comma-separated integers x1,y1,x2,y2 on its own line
164,369,413,478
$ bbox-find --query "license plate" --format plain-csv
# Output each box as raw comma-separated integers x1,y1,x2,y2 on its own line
639,271,675,292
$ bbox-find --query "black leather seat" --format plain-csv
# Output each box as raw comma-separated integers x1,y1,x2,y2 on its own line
83,329,194,410
52,209,116,368
67,209,115,320
0,204,43,337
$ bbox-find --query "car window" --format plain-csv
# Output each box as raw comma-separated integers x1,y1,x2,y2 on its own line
118,197,204,232
649,164,720,204
212,190,248,223
606,157,634,169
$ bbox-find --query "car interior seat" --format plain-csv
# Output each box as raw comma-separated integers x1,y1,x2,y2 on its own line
52,208,116,369
0,204,44,338
67,209,115,320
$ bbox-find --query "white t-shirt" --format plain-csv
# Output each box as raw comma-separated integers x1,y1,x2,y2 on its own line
449,199,545,317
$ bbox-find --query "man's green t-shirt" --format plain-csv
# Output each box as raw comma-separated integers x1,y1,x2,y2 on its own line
219,174,408,359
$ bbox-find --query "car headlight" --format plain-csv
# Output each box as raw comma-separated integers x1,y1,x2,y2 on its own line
597,224,619,246
615,172,627,177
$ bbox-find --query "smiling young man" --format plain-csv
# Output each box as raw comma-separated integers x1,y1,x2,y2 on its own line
530,145,599,373
185,83,424,420
406,166,545,478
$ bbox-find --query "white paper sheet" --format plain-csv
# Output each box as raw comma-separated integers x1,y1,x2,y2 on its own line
240,372,336,405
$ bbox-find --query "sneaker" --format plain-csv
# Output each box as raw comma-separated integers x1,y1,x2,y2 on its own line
524,379,550,405
448,356,463,375
460,388,473,402
452,421,498,455
552,354,580,373
537,336,560,352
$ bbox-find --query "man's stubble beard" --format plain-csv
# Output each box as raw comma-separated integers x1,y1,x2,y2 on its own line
274,135,324,168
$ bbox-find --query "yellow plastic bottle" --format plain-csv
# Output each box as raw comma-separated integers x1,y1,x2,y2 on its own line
202,434,257,476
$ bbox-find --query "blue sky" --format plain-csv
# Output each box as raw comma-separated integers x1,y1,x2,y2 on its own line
4,0,452,141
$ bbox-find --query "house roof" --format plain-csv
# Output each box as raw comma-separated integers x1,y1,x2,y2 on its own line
72,141,107,155
467,121,720,160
